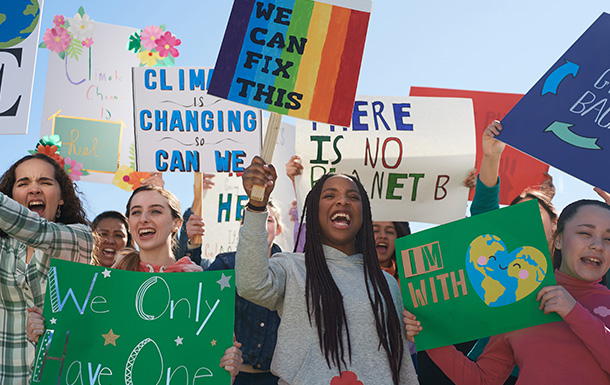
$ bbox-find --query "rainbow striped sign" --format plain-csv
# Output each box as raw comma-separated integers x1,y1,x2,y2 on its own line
209,0,372,126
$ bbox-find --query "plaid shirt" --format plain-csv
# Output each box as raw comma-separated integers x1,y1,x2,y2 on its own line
0,193,92,384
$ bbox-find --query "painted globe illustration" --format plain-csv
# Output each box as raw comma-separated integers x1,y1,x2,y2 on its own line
0,0,40,48
466,234,547,307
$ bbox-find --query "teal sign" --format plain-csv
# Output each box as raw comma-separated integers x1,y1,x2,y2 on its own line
53,116,122,173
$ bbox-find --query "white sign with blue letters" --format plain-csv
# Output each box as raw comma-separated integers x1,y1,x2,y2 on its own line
132,67,262,173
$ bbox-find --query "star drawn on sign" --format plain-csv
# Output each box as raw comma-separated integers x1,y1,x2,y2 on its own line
211,339,217,346
102,329,120,346
49,318,57,325
216,273,232,291
175,336,183,346
102,269,111,278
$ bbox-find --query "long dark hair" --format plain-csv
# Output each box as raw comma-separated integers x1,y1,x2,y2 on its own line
552,200,610,285
298,173,404,384
0,153,88,237
114,185,182,271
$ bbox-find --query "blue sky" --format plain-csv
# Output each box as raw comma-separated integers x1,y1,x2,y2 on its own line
4,0,610,233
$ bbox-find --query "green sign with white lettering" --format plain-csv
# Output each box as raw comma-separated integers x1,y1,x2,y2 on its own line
32,259,235,384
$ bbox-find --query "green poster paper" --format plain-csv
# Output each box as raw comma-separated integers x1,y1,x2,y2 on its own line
52,116,122,173
396,200,561,351
32,259,235,384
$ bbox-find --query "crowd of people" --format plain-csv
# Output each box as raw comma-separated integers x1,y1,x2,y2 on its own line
1,121,609,384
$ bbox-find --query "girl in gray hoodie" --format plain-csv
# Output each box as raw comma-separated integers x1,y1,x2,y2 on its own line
236,156,418,385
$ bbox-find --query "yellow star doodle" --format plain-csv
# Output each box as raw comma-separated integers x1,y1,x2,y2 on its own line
211,339,217,346
102,329,120,346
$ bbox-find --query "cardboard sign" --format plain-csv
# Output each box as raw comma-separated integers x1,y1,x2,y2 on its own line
295,96,476,224
409,87,550,205
51,114,123,174
40,18,141,184
32,259,235,384
132,67,262,173
396,200,560,351
0,0,43,134
208,0,372,126
499,13,610,192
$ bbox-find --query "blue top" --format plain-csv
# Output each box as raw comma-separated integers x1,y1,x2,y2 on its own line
206,244,282,371
469,176,500,216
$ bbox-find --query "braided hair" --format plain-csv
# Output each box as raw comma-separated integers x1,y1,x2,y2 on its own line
296,173,404,384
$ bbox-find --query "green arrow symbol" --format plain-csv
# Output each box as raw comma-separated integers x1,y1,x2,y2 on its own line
544,121,602,150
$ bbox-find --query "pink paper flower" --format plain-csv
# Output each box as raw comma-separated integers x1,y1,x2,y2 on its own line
155,31,181,58
141,25,163,51
43,27,71,53
64,157,83,182
82,38,93,48
53,15,65,26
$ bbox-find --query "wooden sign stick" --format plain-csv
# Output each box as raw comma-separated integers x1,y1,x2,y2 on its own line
251,112,282,202
191,172,203,244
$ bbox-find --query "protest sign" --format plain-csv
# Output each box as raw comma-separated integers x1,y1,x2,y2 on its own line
208,0,372,127
295,96,476,224
32,259,235,384
499,13,610,192
132,67,263,173
39,9,143,184
200,173,248,263
410,87,550,205
396,199,560,351
0,0,43,134
50,114,123,174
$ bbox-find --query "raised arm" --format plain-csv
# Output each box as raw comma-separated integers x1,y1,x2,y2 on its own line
235,157,287,311
470,121,505,216
0,192,92,263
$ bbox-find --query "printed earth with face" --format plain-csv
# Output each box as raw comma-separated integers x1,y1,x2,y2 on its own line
466,234,547,307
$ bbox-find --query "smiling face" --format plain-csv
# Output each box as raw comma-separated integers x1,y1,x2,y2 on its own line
556,204,610,282
11,158,64,222
373,221,397,268
94,218,129,267
318,175,363,256
127,190,181,254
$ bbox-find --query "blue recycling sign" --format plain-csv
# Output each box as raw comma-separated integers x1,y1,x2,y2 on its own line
500,13,610,190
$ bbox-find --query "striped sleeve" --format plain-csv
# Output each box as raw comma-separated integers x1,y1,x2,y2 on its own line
0,193,92,264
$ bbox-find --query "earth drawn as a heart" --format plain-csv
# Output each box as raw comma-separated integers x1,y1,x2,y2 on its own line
466,234,547,307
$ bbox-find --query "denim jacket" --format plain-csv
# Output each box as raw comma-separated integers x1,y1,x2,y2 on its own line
205,244,282,370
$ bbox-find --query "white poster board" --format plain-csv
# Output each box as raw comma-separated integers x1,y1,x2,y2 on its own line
295,96,476,224
40,20,140,183
201,173,248,263
132,67,262,173
0,0,43,135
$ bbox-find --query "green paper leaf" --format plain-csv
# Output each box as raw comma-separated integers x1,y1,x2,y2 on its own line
66,38,83,60
58,51,66,60
77,6,85,17
127,32,141,52
64,20,70,28
159,24,166,31
39,42,47,48
81,170,90,176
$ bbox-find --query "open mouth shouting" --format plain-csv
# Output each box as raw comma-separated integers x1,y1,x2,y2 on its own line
376,241,388,255
138,228,156,240
331,211,352,229
27,199,46,217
